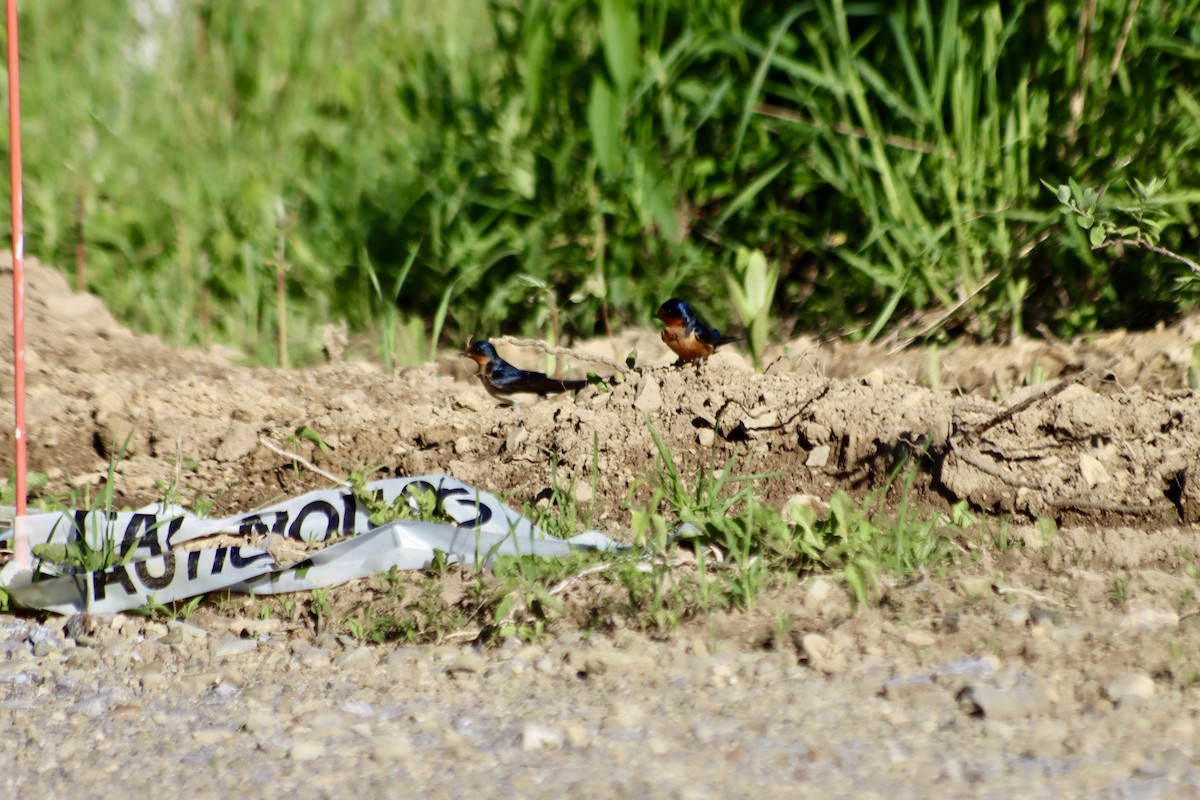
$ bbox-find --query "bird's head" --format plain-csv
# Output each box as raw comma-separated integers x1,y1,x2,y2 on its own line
655,298,691,325
464,339,498,368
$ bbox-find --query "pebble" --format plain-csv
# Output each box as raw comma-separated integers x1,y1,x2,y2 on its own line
211,636,258,658
166,620,208,640
445,653,487,675
903,630,937,648
370,734,412,763
633,377,663,412
1104,673,1155,706
336,646,378,670
805,445,830,468
192,728,232,745
521,723,563,750
801,633,846,675
239,711,279,733
957,685,1050,719
602,701,646,730
289,739,324,762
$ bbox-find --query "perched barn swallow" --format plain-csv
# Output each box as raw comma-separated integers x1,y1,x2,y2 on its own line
654,298,738,363
464,340,586,405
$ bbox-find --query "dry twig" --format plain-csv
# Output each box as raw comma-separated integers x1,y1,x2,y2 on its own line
258,437,350,487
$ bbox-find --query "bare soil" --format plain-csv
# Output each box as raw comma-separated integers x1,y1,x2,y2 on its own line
2,256,1200,797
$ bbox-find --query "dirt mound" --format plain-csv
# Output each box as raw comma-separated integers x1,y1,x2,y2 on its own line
2,256,1196,532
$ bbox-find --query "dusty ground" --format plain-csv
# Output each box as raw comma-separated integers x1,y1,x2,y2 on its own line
2,256,1200,797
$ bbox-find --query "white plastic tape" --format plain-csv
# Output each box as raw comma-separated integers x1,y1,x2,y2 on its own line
0,475,620,614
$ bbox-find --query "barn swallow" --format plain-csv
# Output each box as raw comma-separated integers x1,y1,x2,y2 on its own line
655,298,738,363
464,340,586,405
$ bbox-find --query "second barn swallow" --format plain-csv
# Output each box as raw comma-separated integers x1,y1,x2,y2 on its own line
464,340,586,406
655,298,738,363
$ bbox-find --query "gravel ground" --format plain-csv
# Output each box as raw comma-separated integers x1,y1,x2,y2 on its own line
1,608,1196,799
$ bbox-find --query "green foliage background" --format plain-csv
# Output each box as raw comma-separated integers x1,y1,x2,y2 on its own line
3,0,1199,364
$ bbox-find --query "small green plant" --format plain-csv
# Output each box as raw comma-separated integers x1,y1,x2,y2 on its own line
1188,341,1200,390
31,430,140,573
726,247,779,370
1110,576,1128,607
256,598,273,620
2,469,50,507
1035,516,1059,545
1046,177,1199,282
289,426,332,452
138,593,204,621
344,604,413,644
309,587,334,633
630,421,958,615
350,471,449,526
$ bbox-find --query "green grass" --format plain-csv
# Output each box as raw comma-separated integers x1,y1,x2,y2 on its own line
2,1,1197,367
6,435,999,642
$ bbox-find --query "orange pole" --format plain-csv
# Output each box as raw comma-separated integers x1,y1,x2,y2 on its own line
6,0,27,565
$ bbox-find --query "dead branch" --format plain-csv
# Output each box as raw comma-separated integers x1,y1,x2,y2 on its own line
1092,238,1200,277
952,450,1043,490
258,437,350,487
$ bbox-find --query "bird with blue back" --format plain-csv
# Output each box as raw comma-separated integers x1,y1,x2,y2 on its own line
654,298,738,363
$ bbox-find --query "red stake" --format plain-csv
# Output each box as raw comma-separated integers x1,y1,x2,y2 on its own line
6,0,27,565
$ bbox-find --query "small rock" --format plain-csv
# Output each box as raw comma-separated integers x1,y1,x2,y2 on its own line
232,618,281,637
1079,454,1109,488
299,647,331,669
522,723,564,750
804,579,834,612
957,685,1050,719
446,653,488,675
505,425,530,452
166,620,208,640
211,636,258,658
239,711,279,733
573,482,593,504
370,734,412,763
957,576,995,598
602,701,645,730
563,723,589,747
800,633,846,675
1104,673,1155,706
862,369,885,388
805,446,830,468
903,630,937,648
290,739,324,762
140,621,169,639
634,376,663,412
215,421,258,462
32,640,56,658
192,728,232,745
336,646,378,670
697,428,716,448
